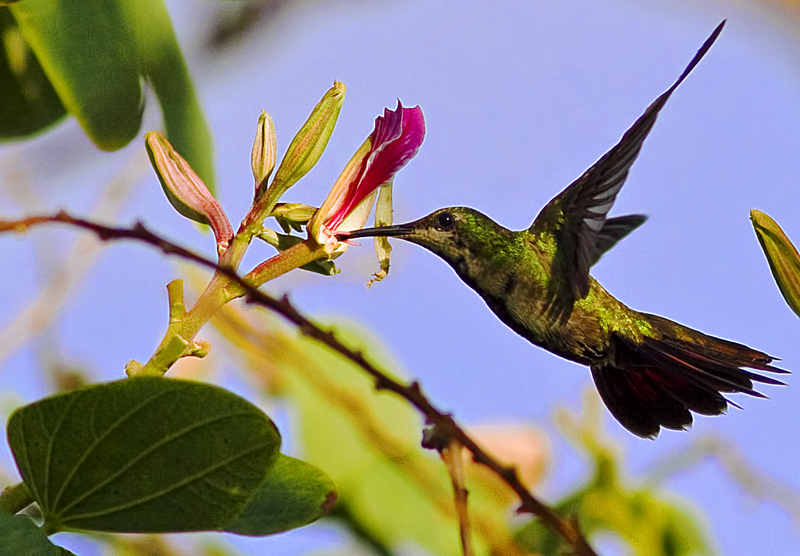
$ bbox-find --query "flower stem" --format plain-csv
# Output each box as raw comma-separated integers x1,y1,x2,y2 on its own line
133,238,327,377
230,239,326,299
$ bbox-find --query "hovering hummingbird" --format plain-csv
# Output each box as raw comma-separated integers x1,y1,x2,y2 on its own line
339,21,788,438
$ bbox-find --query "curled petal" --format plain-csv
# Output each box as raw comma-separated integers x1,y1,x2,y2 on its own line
367,182,394,287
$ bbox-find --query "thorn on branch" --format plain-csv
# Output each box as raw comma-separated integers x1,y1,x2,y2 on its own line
421,425,451,453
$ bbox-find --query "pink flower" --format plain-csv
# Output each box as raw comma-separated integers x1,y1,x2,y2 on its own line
308,101,425,255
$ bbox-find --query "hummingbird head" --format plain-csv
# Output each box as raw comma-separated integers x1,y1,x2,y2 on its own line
337,207,511,273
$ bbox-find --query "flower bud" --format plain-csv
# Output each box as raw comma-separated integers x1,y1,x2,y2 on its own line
751,209,800,319
270,203,317,224
268,81,346,198
252,110,277,197
145,131,233,255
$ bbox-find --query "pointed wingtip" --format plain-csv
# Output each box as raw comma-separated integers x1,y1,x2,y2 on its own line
664,20,726,96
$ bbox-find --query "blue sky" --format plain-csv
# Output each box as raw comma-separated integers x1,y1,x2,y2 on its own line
2,1,800,554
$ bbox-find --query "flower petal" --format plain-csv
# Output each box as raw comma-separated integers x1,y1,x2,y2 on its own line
326,101,425,230
307,138,371,244
361,102,425,193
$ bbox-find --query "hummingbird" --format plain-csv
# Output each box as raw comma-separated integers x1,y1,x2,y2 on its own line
338,21,788,438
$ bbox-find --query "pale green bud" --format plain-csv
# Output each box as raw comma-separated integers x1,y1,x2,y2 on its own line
751,209,800,319
270,202,317,224
270,202,317,233
269,81,346,197
252,110,277,197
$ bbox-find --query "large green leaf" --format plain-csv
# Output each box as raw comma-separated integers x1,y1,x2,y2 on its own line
0,10,65,139
224,454,336,536
7,0,214,188
0,512,74,556
6,378,280,534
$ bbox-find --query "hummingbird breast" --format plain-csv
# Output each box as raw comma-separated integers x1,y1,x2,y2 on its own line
452,245,625,366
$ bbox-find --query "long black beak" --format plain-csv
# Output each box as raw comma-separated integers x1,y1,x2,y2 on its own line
336,223,414,241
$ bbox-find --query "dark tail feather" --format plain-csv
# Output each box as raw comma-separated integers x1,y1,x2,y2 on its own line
592,317,788,438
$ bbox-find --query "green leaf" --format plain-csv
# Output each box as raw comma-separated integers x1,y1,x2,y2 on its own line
6,378,280,534
8,0,143,151
123,0,215,189
224,454,336,536
0,10,65,139
7,0,215,188
517,485,712,556
751,209,800,319
0,512,74,556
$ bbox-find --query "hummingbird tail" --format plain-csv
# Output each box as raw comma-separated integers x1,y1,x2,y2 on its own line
591,315,788,438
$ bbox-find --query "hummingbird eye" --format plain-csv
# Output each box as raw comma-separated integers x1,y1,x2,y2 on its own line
436,211,455,230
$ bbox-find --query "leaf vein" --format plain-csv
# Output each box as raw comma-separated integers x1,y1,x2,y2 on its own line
51,388,176,511
57,409,268,516
61,441,271,524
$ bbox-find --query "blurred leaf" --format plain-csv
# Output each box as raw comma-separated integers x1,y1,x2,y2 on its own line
7,0,214,188
209,304,526,556
266,327,469,554
125,0,215,189
8,0,143,150
516,393,714,556
7,378,280,534
751,209,800,319
0,512,75,555
224,454,336,536
207,2,287,51
0,10,65,138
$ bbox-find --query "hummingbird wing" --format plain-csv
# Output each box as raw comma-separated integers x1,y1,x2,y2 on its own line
589,214,647,267
530,21,725,323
